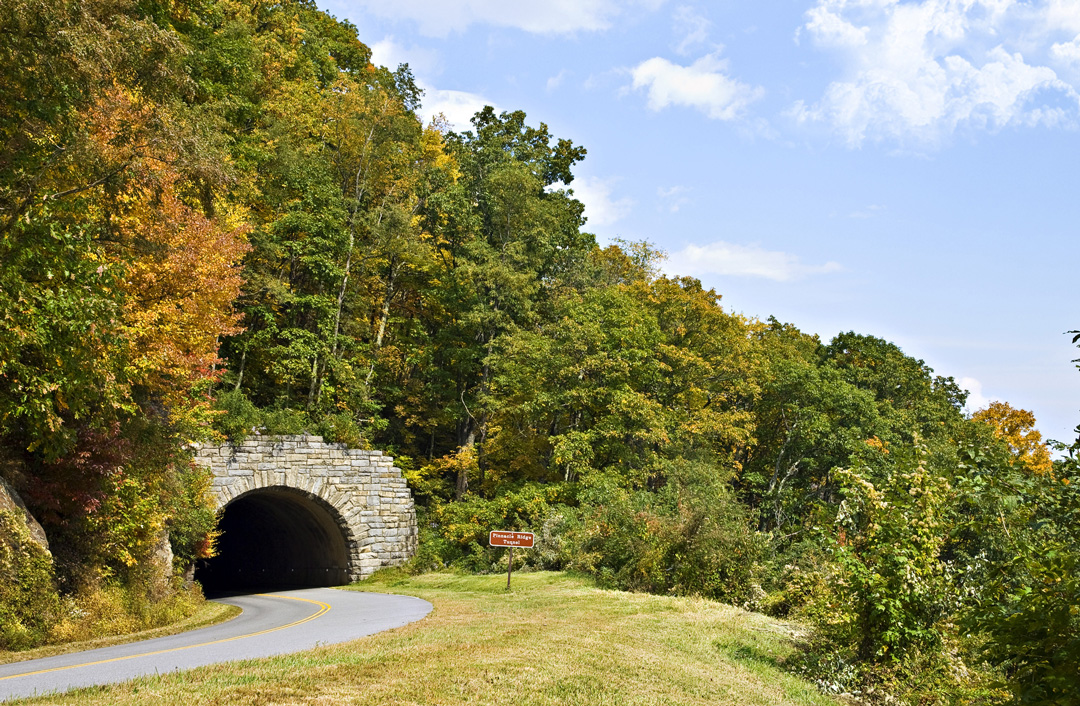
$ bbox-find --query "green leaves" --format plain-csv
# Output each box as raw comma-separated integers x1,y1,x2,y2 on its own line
831,446,956,663
0,207,125,457
959,448,1080,705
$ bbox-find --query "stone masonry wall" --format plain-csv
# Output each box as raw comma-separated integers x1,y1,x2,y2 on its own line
193,435,417,581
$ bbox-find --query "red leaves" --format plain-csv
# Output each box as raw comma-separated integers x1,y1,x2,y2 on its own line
24,423,132,526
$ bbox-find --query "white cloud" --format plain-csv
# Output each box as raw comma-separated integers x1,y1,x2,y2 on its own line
1045,0,1080,33
673,6,711,56
369,36,442,76
344,0,649,37
664,241,843,282
1051,36,1080,65
573,177,634,228
657,185,691,212
547,70,570,92
848,204,886,219
419,84,493,129
794,0,1080,146
365,36,493,130
960,376,992,412
631,52,764,120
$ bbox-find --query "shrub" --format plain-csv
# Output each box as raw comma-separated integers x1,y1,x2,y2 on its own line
423,483,568,572
211,389,261,440
212,391,321,441
165,461,220,567
571,461,765,605
830,448,955,663
961,450,1080,705
788,443,996,704
47,573,203,645
0,510,60,650
315,412,363,448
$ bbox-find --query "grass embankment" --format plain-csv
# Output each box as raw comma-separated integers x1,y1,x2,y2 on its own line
0,601,241,667
17,571,839,706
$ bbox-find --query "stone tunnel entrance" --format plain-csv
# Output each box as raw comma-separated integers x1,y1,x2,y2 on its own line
194,435,419,588
195,487,352,593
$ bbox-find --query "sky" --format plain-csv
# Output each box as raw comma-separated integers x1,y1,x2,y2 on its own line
320,0,1080,444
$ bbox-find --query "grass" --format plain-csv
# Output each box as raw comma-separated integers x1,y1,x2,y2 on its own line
0,601,241,666
14,571,840,706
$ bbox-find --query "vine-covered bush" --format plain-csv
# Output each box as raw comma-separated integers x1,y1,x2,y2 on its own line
0,510,60,650
831,450,955,663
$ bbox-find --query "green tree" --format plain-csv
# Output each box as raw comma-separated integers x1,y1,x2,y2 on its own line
831,444,956,663
740,321,885,534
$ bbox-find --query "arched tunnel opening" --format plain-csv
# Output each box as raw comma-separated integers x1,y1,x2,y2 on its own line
195,487,352,594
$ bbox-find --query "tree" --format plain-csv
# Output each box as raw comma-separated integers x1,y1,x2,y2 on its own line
972,401,1053,477
414,108,591,495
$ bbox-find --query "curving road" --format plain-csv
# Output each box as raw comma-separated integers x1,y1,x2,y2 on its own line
0,589,432,702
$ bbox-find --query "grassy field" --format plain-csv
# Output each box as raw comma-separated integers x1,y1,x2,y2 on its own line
17,571,839,706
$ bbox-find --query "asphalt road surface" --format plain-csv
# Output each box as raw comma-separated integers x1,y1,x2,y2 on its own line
0,588,433,702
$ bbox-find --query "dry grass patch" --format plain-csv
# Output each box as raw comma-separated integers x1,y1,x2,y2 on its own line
0,601,240,666
15,571,838,706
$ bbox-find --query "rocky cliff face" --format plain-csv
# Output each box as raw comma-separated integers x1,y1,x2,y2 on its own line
0,476,49,554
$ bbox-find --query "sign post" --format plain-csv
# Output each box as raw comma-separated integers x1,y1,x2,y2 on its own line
488,531,534,590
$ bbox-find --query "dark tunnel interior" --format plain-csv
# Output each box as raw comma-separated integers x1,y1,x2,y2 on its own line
194,487,351,594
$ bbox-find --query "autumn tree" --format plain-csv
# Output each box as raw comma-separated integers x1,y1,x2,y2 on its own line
2,0,245,598
972,401,1053,476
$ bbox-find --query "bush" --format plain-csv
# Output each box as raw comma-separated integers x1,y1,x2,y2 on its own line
570,461,766,605
211,389,262,440
316,412,363,448
961,450,1080,705
759,549,834,621
421,483,569,572
212,391,321,441
788,443,996,704
830,449,955,663
0,510,60,650
165,461,220,567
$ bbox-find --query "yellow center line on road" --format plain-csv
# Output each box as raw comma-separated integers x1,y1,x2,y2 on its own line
0,594,331,682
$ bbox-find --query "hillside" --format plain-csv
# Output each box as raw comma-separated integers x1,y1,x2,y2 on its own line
14,572,838,706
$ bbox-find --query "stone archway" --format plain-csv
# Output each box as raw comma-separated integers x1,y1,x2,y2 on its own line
195,486,355,591
193,435,417,586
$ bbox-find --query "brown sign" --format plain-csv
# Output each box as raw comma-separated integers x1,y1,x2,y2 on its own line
489,531,535,548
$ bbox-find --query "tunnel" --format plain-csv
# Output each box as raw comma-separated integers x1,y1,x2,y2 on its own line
194,487,352,593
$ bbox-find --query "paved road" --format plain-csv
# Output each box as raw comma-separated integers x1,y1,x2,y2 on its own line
0,589,432,702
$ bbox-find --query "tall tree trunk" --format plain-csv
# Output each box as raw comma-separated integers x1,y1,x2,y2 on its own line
330,229,354,360
233,348,247,393
307,355,319,409
365,259,396,389
456,426,475,500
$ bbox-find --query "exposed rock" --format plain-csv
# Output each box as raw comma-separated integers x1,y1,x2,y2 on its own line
147,529,175,598
151,528,174,570
0,475,49,554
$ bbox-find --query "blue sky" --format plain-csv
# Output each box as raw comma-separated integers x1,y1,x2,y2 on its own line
321,0,1080,443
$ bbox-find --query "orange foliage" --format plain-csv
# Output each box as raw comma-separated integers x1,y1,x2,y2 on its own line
972,401,1053,476
88,89,250,426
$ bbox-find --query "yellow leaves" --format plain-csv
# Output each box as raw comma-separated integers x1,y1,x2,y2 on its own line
78,88,252,425
421,125,461,182
866,436,890,454
972,401,1053,477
